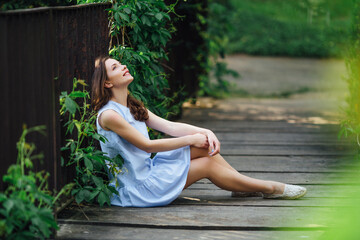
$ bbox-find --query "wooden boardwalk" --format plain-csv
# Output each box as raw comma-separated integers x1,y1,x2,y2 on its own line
56,97,355,240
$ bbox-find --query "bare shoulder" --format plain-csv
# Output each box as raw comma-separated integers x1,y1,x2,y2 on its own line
99,109,127,131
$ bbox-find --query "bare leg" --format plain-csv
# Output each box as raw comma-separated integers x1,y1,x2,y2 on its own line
186,146,285,194
190,146,237,172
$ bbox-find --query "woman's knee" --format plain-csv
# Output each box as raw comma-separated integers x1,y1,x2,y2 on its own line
190,146,210,160
192,156,217,178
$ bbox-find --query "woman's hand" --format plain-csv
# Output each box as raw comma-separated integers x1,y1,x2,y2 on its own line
191,133,209,149
205,130,221,156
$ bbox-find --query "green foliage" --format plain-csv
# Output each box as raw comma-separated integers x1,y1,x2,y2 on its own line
1,0,76,11
339,0,360,149
107,0,183,121
60,78,124,207
189,0,239,98
227,0,352,57
0,126,58,240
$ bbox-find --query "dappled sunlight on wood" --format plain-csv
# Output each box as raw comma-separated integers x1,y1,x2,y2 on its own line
183,94,341,125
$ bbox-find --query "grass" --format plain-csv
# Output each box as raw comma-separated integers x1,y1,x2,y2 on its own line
227,0,353,58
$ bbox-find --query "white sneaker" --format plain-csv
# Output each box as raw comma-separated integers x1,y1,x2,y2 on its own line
262,184,307,200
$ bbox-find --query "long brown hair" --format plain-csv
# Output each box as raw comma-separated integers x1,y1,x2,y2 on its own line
91,56,149,121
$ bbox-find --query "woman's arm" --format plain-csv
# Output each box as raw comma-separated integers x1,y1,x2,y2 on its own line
145,110,221,156
99,110,209,153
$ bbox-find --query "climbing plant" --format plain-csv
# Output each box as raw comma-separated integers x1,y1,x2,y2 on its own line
106,0,183,120
60,79,124,206
202,0,239,97
175,0,238,98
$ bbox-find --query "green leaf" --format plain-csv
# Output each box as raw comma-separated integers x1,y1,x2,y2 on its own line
71,188,80,196
65,96,78,115
99,135,107,143
155,13,163,21
123,7,131,14
70,141,76,153
141,15,149,25
92,133,102,141
97,191,109,207
151,34,158,43
77,79,88,86
74,121,81,134
31,215,52,237
3,199,14,212
0,193,6,202
119,12,130,22
69,91,86,99
112,154,124,167
89,190,99,201
75,189,90,203
114,12,121,23
84,158,93,171
92,175,104,188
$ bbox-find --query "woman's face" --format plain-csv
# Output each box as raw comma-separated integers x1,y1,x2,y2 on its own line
104,58,133,89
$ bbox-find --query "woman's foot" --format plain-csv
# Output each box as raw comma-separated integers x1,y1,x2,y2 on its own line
262,184,307,200
231,181,285,198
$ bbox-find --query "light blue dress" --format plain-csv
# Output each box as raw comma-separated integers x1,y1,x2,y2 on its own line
96,100,191,207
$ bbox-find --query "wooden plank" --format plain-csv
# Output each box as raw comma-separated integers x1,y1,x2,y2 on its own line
56,224,325,240
188,171,360,185
218,144,352,156
219,141,351,146
224,156,356,172
180,120,340,133
188,172,359,185
214,132,347,143
173,195,356,207
57,205,337,228
184,184,360,199
239,172,359,184
181,108,339,122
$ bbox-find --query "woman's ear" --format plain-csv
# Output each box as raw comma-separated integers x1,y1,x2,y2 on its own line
104,81,113,89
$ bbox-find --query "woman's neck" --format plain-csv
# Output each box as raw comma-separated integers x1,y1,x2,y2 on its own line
111,88,128,107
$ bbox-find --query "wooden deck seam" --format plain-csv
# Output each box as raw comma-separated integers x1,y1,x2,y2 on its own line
221,153,353,157
57,220,328,231
190,183,360,186
236,171,354,174
170,204,348,208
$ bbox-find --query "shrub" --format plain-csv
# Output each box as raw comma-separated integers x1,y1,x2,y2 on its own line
0,126,58,239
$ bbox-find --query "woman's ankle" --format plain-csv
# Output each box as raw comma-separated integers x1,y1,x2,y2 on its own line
262,181,285,194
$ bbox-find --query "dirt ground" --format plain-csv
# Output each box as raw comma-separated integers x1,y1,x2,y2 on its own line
223,54,347,96
197,54,349,124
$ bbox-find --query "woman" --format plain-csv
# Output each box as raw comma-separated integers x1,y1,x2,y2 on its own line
91,56,307,207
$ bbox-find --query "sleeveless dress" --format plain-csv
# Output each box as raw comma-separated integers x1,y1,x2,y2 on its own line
96,100,191,207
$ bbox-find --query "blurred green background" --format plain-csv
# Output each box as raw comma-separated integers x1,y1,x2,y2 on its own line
225,0,352,57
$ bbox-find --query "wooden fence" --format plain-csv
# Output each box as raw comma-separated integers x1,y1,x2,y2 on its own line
0,3,111,191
